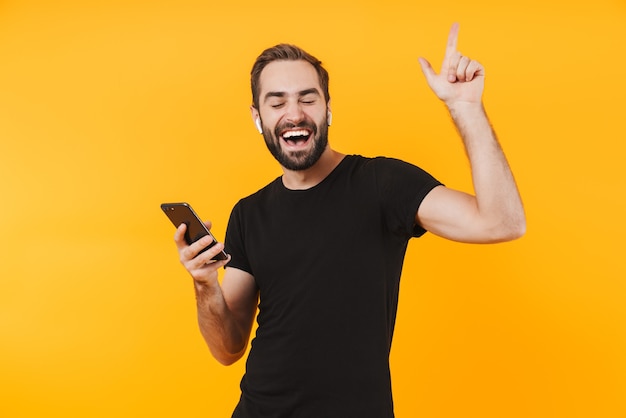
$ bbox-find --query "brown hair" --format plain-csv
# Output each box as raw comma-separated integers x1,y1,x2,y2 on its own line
251,44,330,109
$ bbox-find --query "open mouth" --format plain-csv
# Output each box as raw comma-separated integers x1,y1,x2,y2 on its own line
280,129,312,147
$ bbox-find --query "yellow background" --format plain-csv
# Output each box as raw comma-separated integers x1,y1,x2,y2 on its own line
1,0,625,417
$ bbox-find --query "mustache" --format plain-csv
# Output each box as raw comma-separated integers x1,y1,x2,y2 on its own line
274,120,317,137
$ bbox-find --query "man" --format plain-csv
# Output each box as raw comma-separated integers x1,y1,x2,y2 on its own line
173,23,525,417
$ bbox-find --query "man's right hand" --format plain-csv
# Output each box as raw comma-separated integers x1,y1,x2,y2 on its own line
174,221,230,286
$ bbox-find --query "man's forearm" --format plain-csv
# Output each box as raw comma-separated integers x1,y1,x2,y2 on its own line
448,102,526,240
194,281,248,366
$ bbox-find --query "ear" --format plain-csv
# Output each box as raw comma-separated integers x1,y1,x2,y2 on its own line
250,106,263,134
326,101,332,126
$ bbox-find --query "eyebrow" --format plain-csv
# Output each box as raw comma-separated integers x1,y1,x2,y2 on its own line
263,88,321,103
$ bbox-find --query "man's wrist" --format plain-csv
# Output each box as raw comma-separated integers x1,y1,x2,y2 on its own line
446,100,484,116
193,278,220,298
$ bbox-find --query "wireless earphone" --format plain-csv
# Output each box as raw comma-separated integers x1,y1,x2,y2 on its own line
327,111,332,126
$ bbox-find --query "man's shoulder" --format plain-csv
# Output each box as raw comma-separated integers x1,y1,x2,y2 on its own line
235,176,282,208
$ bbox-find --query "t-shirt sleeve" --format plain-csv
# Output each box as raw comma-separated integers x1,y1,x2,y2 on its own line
224,201,254,276
372,157,442,238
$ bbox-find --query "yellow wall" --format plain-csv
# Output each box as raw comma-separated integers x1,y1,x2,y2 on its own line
1,0,625,417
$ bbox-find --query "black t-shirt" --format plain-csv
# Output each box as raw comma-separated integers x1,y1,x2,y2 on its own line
225,155,441,418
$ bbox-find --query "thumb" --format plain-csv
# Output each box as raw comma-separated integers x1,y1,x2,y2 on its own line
418,57,436,84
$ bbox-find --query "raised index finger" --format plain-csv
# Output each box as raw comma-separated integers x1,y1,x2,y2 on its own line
444,22,460,59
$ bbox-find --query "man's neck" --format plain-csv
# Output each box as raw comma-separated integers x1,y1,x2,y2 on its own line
281,148,345,190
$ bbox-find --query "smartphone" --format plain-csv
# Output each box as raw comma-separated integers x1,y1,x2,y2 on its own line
161,202,228,261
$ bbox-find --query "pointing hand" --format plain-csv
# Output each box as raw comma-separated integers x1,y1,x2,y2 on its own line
418,23,485,107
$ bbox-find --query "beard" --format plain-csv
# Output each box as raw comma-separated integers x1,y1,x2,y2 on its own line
262,116,329,171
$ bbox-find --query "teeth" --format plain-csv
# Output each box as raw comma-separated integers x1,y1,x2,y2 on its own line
282,130,309,139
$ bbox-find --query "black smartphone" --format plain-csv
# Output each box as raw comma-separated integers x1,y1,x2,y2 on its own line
161,202,228,261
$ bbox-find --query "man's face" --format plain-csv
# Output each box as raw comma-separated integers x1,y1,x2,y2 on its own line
255,60,329,171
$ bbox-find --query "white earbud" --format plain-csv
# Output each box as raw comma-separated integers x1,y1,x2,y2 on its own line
255,118,263,134
327,111,332,126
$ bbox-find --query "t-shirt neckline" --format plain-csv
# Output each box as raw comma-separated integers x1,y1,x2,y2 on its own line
278,154,353,193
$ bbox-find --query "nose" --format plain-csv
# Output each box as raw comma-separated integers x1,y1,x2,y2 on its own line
284,101,305,125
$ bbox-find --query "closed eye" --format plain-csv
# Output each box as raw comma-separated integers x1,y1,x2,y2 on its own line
299,92,319,105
